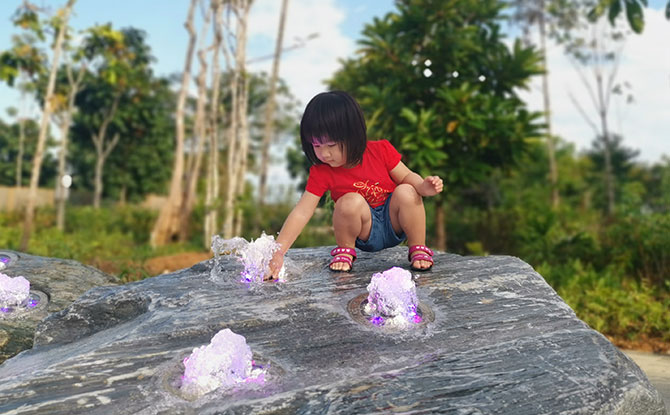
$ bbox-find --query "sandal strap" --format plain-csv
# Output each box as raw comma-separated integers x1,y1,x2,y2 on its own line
408,245,434,261
330,255,353,266
330,247,357,259
409,253,434,265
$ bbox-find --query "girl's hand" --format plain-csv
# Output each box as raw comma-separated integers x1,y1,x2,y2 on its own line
265,251,285,281
420,176,443,196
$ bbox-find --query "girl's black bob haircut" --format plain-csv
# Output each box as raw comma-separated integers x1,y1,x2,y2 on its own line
300,90,367,167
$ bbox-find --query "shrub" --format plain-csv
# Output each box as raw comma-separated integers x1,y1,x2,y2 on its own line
604,213,670,285
538,260,670,341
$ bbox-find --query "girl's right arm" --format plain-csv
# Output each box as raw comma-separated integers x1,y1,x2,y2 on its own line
266,191,321,280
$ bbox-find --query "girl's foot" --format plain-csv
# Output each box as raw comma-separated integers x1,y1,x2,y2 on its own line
408,245,434,271
330,247,356,272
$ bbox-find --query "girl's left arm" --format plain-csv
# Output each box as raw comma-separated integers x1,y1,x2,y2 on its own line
390,161,443,196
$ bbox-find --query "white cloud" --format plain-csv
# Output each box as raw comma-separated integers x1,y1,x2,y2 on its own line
247,0,354,107
519,8,670,164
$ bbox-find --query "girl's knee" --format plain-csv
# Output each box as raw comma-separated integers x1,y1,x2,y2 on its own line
334,192,368,215
394,183,421,203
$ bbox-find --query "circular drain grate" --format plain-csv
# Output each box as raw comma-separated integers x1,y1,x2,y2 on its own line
347,293,435,330
0,252,18,271
0,290,49,318
162,354,281,401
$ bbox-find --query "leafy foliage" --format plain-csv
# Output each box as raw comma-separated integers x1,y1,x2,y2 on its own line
589,0,670,33
66,27,174,202
0,118,57,186
328,0,544,190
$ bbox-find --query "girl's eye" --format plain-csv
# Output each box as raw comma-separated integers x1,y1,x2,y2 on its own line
328,143,337,147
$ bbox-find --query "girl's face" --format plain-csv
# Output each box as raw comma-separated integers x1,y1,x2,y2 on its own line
312,139,346,167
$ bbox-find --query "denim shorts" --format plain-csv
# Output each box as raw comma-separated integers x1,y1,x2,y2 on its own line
355,193,406,252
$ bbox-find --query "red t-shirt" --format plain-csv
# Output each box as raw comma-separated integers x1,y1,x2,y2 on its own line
305,139,402,208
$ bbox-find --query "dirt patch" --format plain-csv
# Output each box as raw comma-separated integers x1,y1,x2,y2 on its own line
608,335,670,355
89,251,212,282
143,251,212,275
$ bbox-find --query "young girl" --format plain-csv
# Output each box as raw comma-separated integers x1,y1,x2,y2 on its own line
266,90,442,280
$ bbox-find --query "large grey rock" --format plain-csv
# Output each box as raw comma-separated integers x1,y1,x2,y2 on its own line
0,250,117,362
0,247,666,414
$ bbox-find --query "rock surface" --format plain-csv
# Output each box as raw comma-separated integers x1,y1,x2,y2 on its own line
0,247,666,414
0,250,117,363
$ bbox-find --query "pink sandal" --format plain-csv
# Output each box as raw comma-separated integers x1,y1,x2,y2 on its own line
408,245,434,271
329,247,356,272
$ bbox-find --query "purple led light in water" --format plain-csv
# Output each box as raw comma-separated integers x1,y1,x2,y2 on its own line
0,256,9,264
244,371,266,384
27,297,39,308
370,316,385,326
413,314,423,324
1,307,11,313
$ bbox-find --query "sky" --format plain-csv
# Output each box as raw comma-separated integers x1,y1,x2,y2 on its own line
0,0,668,196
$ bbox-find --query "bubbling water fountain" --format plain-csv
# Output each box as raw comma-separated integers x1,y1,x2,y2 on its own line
210,232,285,284
0,256,10,271
0,272,48,317
179,328,265,399
0,273,30,309
0,251,18,271
348,267,434,330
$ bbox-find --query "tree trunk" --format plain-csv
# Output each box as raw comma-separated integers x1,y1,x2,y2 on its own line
595,69,615,216
599,113,615,217
20,0,75,251
55,118,70,230
434,197,447,251
258,0,289,207
16,116,25,188
234,71,251,236
538,2,560,209
56,64,85,230
92,132,119,208
118,185,127,206
222,0,252,239
204,2,224,248
91,95,120,209
150,0,198,247
181,3,213,243
222,75,239,238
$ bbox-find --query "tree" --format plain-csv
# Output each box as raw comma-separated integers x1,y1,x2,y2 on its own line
151,0,198,247
586,133,639,212
34,28,88,230
75,25,154,208
560,8,630,217
68,72,174,204
221,0,254,240
204,0,224,246
20,0,76,251
0,24,44,189
589,0,670,33
329,0,543,250
507,0,577,209
0,117,56,187
257,0,289,207
53,60,85,229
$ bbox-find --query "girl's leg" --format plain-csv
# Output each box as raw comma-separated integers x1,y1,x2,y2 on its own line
388,184,432,270
331,192,372,271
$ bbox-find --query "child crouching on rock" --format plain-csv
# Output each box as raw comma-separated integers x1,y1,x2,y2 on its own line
265,90,443,281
